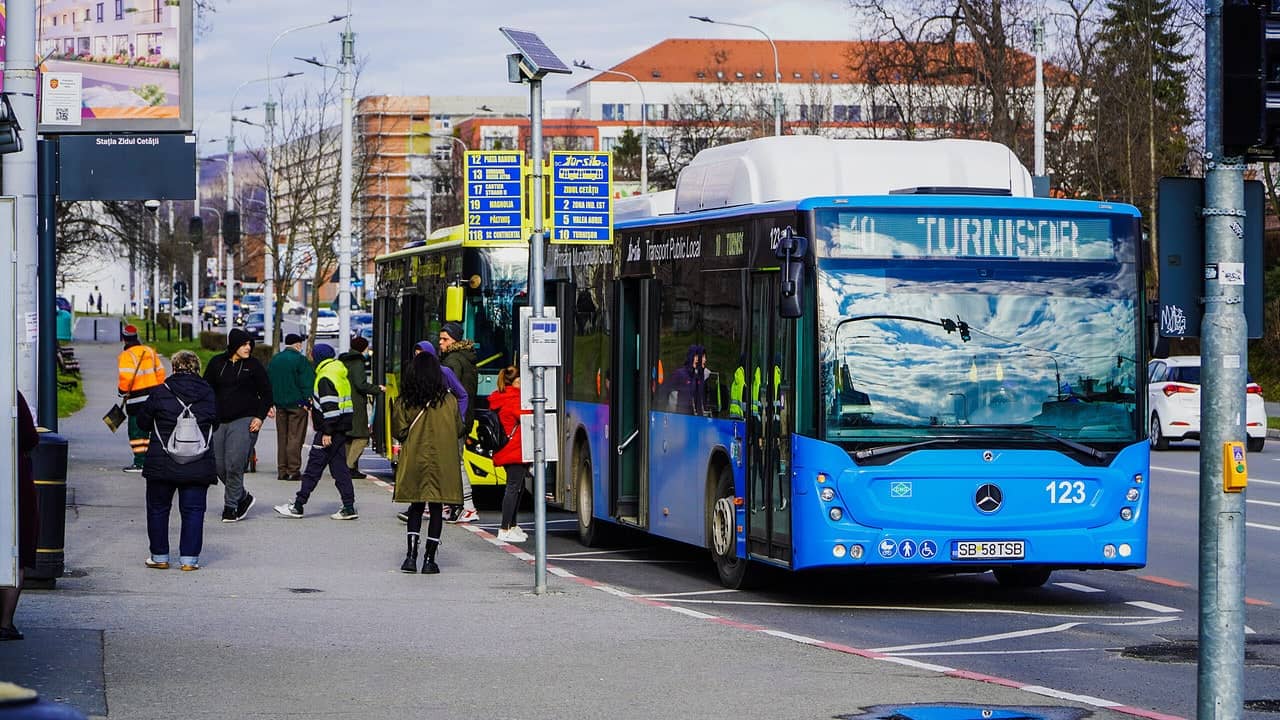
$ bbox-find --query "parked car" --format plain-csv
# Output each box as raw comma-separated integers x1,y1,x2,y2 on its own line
1147,355,1267,452
314,308,340,337
351,311,373,334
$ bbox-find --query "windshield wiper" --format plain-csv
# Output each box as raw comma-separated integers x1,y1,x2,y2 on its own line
962,424,1108,462
853,437,963,462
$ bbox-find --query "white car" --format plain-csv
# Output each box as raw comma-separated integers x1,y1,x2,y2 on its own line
1147,355,1267,452
314,309,340,338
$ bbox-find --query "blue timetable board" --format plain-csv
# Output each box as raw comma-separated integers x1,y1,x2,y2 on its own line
550,151,612,245
464,150,526,244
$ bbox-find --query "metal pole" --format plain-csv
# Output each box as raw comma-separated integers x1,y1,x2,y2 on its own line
151,214,160,329
225,132,236,332
192,157,201,336
1198,0,1247,715
337,17,354,353
265,101,277,347
529,76,548,595
36,139,58,430
1033,19,1045,177
4,0,38,408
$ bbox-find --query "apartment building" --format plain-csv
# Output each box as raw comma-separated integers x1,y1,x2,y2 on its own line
38,0,180,61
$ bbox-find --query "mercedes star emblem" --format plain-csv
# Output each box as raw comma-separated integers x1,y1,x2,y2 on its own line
974,483,1003,513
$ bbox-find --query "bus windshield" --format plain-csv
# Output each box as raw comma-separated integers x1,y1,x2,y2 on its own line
814,208,1141,449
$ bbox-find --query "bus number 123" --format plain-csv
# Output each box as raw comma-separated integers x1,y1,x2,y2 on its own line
1045,480,1086,504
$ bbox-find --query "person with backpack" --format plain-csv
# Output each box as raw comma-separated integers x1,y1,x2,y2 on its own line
273,343,359,520
134,351,218,571
488,365,531,543
204,328,273,523
438,322,479,523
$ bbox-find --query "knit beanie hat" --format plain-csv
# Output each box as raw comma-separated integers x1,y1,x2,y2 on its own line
313,343,336,363
441,322,464,342
121,324,139,342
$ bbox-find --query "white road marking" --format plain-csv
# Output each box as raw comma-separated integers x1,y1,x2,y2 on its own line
545,557,700,564
1023,686,1122,707
639,588,742,598
548,548,649,558
879,656,955,672
593,585,633,598
889,647,1104,657
664,606,717,620
1054,582,1105,593
761,629,820,644
1152,465,1280,486
1102,617,1180,627
870,622,1082,653
1247,522,1280,532
1125,600,1181,613
662,597,1167,621
1250,499,1280,508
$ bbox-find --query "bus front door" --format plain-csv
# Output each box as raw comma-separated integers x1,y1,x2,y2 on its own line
611,277,654,528
746,273,793,564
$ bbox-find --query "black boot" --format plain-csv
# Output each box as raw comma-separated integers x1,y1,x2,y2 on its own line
349,466,368,480
400,533,419,573
422,538,440,574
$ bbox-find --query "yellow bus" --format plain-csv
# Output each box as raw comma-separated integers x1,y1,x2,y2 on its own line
371,225,529,489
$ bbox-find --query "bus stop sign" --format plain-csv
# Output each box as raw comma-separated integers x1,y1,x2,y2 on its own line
1156,177,1263,338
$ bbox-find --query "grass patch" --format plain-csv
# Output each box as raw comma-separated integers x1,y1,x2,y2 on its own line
1269,416,1280,431
56,369,86,418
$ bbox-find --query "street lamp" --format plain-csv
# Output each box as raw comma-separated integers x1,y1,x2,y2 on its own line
296,6,355,352
690,15,783,137
228,72,300,332
263,15,347,347
574,59,647,193
143,200,161,332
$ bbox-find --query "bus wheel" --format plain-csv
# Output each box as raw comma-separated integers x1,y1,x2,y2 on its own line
576,449,603,547
711,468,754,589
993,567,1051,588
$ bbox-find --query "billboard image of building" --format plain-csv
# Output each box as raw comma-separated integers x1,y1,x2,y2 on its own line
36,0,191,132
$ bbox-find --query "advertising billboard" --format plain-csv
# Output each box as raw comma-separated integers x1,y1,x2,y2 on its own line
36,0,193,133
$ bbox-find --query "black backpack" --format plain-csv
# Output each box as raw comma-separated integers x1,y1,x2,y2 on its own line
472,409,506,455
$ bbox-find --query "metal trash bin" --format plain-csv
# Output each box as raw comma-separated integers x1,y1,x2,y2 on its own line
26,431,68,586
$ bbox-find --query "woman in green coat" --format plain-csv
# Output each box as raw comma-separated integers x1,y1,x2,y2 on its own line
392,350,462,574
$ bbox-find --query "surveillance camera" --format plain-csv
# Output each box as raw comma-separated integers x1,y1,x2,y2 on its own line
143,200,161,213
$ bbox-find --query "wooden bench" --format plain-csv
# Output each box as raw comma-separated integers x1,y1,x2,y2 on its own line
57,346,81,375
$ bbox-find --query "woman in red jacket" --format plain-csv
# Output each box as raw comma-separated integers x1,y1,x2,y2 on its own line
489,366,530,543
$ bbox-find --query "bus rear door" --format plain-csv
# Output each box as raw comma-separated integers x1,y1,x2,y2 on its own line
611,277,656,528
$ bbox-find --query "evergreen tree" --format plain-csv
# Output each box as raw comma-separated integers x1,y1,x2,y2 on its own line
1085,0,1191,216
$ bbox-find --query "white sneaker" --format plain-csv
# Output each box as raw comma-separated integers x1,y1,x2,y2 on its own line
507,526,528,542
497,527,526,543
451,508,479,524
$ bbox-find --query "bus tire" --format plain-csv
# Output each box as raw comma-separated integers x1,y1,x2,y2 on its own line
576,448,604,547
711,466,755,589
993,567,1051,588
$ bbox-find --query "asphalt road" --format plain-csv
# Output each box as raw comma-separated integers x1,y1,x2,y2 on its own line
462,448,1280,720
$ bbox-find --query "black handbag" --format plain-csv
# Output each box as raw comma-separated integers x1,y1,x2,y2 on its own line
103,403,127,432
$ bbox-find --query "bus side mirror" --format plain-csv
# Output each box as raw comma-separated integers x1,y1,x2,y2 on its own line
775,227,807,319
445,286,464,322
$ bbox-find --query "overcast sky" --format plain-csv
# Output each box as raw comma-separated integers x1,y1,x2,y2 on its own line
193,0,855,147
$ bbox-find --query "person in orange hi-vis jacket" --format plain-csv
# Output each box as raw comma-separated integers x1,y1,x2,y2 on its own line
118,324,166,473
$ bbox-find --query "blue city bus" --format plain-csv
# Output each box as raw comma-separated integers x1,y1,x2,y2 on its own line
548,137,1149,588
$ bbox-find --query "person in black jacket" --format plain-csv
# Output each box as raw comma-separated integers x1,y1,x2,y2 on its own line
274,343,358,520
136,351,219,571
203,328,274,523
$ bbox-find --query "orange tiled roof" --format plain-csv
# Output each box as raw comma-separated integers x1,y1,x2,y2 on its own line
572,38,1042,89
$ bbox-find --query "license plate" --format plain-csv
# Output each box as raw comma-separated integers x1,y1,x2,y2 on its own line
951,540,1025,560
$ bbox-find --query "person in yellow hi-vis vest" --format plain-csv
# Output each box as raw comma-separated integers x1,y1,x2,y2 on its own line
275,344,358,520
117,324,166,473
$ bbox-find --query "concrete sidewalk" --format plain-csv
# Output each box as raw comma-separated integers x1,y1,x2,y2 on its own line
1,341,1151,719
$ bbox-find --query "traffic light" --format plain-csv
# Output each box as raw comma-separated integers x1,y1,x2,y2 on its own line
1223,0,1266,157
0,94,23,155
188,216,204,248
222,210,240,247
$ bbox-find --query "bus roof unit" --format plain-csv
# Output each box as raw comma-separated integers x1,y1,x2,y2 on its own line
614,189,676,221
674,136,1034,214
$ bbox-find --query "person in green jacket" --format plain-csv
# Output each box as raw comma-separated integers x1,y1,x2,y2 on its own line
339,335,384,479
267,333,315,482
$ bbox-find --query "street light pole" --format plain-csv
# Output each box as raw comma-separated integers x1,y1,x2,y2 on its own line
265,16,345,348
574,60,647,193
337,10,355,352
690,15,782,136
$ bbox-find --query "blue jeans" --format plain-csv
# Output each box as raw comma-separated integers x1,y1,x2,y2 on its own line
146,480,208,564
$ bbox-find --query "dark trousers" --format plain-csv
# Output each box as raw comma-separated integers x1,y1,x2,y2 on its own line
501,464,528,529
145,480,208,559
296,432,354,507
275,407,310,478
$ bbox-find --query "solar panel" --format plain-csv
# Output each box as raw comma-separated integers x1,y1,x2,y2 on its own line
499,27,571,75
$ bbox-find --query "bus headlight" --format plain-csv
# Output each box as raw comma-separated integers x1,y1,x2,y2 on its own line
1103,543,1117,559
1126,488,1140,502
1118,543,1132,558
1120,507,1133,521
832,544,847,558
829,507,843,521
820,487,835,502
